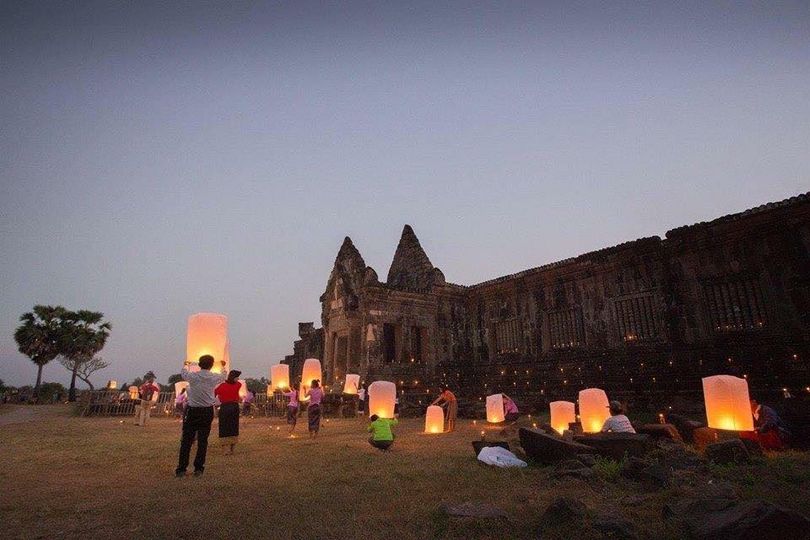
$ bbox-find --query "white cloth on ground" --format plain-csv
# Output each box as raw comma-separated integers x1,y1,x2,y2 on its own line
477,446,527,468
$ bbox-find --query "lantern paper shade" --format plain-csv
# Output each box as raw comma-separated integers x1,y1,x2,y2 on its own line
300,358,322,400
270,364,290,391
579,388,610,433
107,380,117,390
486,394,505,423
186,313,229,374
238,379,248,399
368,381,397,418
344,374,360,394
702,375,754,431
550,401,576,435
128,386,138,400
174,381,189,396
425,405,444,433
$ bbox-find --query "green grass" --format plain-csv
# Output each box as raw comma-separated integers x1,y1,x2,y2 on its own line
1,406,809,539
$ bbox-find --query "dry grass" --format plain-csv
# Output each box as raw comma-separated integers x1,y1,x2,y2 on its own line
1,406,809,540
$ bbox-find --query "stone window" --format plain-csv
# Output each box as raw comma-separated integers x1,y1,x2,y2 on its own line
383,323,397,363
704,277,766,332
495,319,520,354
410,325,423,363
548,307,584,349
613,292,661,342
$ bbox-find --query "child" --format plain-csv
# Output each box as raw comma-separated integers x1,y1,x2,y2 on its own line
368,414,398,450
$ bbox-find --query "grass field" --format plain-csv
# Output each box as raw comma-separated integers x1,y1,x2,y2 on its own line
1,404,809,539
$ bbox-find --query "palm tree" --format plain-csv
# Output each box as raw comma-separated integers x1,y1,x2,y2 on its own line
13,305,66,394
58,310,112,401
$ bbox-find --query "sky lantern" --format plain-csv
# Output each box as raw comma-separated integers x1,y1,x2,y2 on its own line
550,401,576,435
186,313,229,374
238,379,248,399
128,386,139,400
300,358,322,401
106,380,117,390
579,388,610,433
174,381,189,396
425,405,444,433
702,375,754,431
344,374,360,394
368,381,397,418
486,394,505,423
270,364,290,391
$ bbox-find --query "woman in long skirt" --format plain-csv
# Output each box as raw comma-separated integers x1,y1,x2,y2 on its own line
283,383,299,436
305,379,324,437
215,370,242,455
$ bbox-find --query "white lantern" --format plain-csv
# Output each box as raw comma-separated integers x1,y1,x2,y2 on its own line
128,386,138,400
107,380,117,390
186,313,229,374
368,381,397,418
550,401,576,435
425,405,444,433
270,364,290,391
702,375,754,431
579,388,610,433
238,379,248,399
486,394,505,423
300,358,322,400
150,387,160,402
344,374,360,394
174,381,189,396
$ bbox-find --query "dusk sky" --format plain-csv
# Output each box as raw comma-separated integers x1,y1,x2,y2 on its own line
1,1,809,387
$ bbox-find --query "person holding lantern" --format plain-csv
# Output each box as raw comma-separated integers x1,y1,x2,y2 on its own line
601,400,636,433
136,376,160,426
215,370,243,455
175,355,227,477
430,385,458,432
305,379,324,437
283,382,299,435
749,398,790,450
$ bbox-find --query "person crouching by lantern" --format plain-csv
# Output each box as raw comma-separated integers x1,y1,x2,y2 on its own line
136,376,160,426
601,401,636,433
502,393,520,423
368,414,398,450
176,356,227,477
430,385,458,432
283,382,299,435
215,370,243,455
749,398,791,450
305,379,324,437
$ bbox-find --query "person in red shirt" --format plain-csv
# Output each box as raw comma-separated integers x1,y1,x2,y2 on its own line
136,377,160,426
215,370,242,455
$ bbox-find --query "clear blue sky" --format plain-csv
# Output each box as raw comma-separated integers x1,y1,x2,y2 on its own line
1,1,808,387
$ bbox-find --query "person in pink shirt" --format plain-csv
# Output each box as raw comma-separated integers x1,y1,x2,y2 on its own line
305,379,324,437
502,394,520,422
283,383,299,435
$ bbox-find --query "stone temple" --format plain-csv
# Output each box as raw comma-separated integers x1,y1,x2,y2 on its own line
282,193,810,408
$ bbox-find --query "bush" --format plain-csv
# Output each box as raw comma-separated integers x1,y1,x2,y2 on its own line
592,456,623,482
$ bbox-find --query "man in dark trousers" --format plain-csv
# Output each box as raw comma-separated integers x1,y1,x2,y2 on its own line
175,355,226,477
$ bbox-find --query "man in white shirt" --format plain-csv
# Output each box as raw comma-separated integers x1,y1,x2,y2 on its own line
175,355,226,477
601,400,636,434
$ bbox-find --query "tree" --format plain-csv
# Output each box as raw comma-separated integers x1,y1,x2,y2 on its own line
245,377,267,394
58,310,112,401
75,357,110,390
167,373,183,385
14,305,66,393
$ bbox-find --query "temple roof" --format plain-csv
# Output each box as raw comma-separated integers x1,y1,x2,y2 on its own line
386,225,440,290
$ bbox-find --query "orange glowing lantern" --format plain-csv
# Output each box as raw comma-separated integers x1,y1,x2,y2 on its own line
300,358,322,400
186,313,229,374
344,374,360,394
174,381,189,396
425,405,444,433
270,364,290,391
368,381,397,418
106,380,117,390
238,379,248,400
550,401,576,435
486,394,505,423
579,388,610,433
128,386,138,400
702,375,754,431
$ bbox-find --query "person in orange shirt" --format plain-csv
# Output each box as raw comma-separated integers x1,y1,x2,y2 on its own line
430,385,458,432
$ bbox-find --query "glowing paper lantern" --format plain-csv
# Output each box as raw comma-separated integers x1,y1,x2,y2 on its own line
425,405,444,433
550,401,576,435
579,388,610,433
107,380,117,390
300,358,322,401
174,381,189,396
238,379,248,399
486,394,505,423
270,364,290,391
185,313,229,374
702,375,754,431
368,381,397,418
128,386,138,400
344,374,360,394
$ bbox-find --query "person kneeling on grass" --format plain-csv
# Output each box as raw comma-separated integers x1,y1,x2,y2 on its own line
601,400,636,433
502,393,520,422
368,414,398,450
